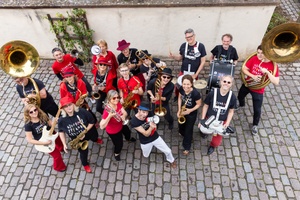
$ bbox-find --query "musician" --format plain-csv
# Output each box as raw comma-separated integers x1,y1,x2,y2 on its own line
170,28,206,101
116,39,145,90
92,39,118,89
92,57,116,115
117,63,144,114
99,90,136,161
130,102,177,169
24,104,66,172
15,77,58,117
59,66,101,130
237,45,279,135
58,96,103,173
198,75,236,155
210,33,239,65
51,48,94,102
177,74,201,155
147,68,174,130
140,50,158,83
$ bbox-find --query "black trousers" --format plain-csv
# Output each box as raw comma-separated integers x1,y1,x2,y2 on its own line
96,91,107,114
107,125,131,154
238,84,264,126
178,113,197,151
81,76,93,97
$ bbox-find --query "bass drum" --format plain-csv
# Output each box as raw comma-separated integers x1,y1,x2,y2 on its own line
206,61,235,93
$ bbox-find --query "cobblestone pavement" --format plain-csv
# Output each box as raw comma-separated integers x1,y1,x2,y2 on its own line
0,59,299,200
280,0,300,21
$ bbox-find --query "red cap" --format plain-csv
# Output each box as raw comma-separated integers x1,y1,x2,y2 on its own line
60,95,74,108
95,57,111,66
61,66,75,78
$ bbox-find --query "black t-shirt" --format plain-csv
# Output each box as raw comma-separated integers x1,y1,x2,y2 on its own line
179,42,207,73
210,45,238,62
204,88,236,121
16,78,56,110
117,48,140,75
179,87,201,116
58,108,95,139
24,120,47,140
147,78,174,106
130,115,159,144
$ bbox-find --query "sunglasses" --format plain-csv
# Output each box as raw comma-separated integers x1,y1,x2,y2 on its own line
162,76,171,79
112,96,121,100
120,69,129,72
98,64,107,66
29,108,37,114
223,80,231,84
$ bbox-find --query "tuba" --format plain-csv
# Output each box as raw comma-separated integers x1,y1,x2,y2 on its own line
0,40,41,106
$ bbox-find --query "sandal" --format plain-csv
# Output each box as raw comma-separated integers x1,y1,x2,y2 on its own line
183,150,189,156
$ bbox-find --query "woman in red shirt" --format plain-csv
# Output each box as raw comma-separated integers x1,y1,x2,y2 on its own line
99,90,136,161
91,57,116,115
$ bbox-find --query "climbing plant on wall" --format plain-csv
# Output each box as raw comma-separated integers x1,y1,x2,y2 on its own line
47,8,94,62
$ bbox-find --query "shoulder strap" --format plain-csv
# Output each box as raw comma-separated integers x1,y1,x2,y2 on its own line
217,45,222,60
227,45,233,60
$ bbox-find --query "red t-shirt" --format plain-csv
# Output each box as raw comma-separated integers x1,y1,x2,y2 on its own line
92,51,118,76
245,55,279,94
52,54,84,79
102,102,123,134
118,76,143,106
60,79,87,103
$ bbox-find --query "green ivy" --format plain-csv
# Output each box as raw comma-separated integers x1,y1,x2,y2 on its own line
48,8,94,62
267,7,289,33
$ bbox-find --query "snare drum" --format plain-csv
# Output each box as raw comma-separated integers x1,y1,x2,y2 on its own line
206,61,235,93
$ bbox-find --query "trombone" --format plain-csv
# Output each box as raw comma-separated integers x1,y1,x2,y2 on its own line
135,50,166,72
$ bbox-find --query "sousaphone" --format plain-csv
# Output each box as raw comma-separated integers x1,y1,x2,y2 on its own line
0,40,41,106
241,22,300,90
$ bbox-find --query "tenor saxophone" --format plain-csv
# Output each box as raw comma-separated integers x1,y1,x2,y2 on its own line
122,76,140,110
68,129,89,150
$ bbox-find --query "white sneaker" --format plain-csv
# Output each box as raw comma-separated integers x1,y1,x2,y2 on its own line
89,98,96,104
251,125,258,135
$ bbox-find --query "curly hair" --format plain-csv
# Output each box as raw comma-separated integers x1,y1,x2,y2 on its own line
24,104,49,124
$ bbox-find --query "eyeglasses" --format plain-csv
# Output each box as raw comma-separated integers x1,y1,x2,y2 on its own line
120,69,129,72
112,96,121,100
223,80,231,84
162,76,171,80
185,34,194,39
29,108,38,114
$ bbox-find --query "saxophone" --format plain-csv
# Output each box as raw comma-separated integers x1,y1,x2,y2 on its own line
75,89,89,110
122,76,140,110
68,116,89,150
178,97,190,124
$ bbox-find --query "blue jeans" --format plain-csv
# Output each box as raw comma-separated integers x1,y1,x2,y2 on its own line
237,84,264,126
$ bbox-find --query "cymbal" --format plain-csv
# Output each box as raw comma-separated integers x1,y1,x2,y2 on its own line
194,79,207,89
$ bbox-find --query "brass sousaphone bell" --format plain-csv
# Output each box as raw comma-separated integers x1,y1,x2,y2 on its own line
0,40,41,106
241,22,300,90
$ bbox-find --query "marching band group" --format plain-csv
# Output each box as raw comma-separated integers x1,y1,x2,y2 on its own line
9,28,280,173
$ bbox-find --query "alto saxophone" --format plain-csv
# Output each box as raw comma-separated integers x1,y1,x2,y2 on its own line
75,89,89,110
122,76,140,110
69,116,89,150
178,97,190,124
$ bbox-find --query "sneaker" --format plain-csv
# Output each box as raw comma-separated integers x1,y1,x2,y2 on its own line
89,98,96,104
251,125,258,135
83,165,92,173
96,138,103,144
114,154,121,161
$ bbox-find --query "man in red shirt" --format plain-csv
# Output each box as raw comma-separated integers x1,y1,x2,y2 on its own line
237,45,279,135
51,48,93,102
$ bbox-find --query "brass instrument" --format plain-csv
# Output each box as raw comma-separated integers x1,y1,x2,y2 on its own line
69,116,89,150
135,50,166,72
92,92,100,100
261,22,300,63
153,78,167,117
22,77,41,107
0,40,41,106
75,90,89,110
103,102,129,125
122,76,140,109
178,97,190,124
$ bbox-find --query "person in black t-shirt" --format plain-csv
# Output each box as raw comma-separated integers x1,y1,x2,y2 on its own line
147,68,174,130
58,96,103,173
15,77,58,117
130,102,177,169
177,75,202,156
210,33,239,65
24,104,66,172
198,75,236,155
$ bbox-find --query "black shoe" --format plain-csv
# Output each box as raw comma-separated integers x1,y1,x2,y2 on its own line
207,146,215,155
199,131,208,139
127,137,136,142
168,123,174,130
173,96,178,103
114,154,121,161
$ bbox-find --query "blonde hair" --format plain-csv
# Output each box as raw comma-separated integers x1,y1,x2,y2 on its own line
61,104,79,117
24,104,49,124
96,39,108,48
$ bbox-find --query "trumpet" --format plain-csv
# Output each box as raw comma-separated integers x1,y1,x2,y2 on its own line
92,92,100,100
104,102,129,125
178,97,190,124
